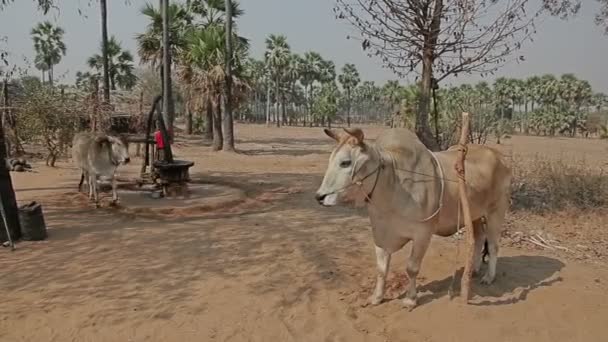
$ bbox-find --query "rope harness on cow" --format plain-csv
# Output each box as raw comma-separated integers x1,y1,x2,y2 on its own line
350,146,449,223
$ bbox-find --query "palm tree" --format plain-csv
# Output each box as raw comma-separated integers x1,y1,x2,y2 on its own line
338,63,360,127
300,51,323,126
136,2,192,68
285,53,303,125
181,24,249,150
87,36,137,91
187,0,244,27
382,80,402,121
524,75,542,134
100,0,110,102
313,82,340,128
34,54,50,83
264,34,290,127
30,21,66,86
493,77,511,143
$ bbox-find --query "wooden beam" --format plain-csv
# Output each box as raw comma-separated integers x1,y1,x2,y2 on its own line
455,112,474,303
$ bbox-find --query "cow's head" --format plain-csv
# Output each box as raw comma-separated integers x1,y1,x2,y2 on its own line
95,135,130,165
315,128,379,207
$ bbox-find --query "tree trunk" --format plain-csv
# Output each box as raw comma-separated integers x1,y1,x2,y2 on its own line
100,0,111,103
416,0,442,151
222,95,235,151
346,88,351,127
205,96,213,140
2,80,9,157
186,110,193,135
161,0,175,131
281,94,287,125
0,100,20,243
524,100,529,134
222,0,235,152
275,80,281,128
49,65,54,87
265,86,271,126
417,52,438,151
212,95,223,151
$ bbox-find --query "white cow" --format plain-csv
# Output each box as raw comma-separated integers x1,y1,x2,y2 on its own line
72,133,130,207
315,128,511,309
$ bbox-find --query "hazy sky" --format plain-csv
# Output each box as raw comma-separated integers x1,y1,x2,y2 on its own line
0,0,606,92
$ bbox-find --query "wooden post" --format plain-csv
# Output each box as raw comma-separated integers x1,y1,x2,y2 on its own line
455,112,474,303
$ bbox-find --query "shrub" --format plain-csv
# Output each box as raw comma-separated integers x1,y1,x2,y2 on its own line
16,84,82,166
510,155,608,212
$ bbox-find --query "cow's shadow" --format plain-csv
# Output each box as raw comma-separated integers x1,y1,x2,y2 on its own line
417,255,565,306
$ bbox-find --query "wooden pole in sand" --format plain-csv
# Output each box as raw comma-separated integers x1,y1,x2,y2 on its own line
455,112,474,303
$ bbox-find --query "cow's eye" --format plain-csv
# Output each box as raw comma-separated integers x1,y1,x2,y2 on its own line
340,160,352,168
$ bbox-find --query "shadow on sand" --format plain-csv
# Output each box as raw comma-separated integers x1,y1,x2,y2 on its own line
417,255,565,307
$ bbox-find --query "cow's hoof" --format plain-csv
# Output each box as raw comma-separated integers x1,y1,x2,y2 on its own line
369,295,383,306
110,200,119,207
401,297,417,311
480,273,495,285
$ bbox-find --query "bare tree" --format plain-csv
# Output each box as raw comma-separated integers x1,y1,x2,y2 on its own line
542,0,608,34
335,0,544,149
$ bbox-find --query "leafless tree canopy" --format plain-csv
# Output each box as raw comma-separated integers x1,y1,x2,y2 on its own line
334,0,542,82
541,0,608,34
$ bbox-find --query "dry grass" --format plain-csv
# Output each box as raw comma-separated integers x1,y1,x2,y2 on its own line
509,155,608,212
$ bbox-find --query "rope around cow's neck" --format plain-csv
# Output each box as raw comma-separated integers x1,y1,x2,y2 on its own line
356,147,446,223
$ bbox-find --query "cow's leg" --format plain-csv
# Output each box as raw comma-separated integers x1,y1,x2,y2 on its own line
403,233,431,310
473,219,486,276
90,173,100,207
481,201,508,285
370,245,391,305
88,173,95,200
111,176,118,205
78,171,84,192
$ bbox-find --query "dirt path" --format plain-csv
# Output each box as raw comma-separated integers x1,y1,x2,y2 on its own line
1,125,607,342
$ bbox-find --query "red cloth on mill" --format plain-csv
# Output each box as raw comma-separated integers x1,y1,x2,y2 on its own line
154,129,172,149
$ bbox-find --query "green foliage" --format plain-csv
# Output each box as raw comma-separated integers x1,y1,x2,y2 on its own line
313,82,340,121
30,21,66,85
86,36,137,91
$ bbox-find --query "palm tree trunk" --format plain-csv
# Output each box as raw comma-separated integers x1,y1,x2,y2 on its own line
281,95,287,125
275,80,280,128
186,110,193,135
524,100,529,134
265,87,271,126
222,0,235,152
2,80,10,157
346,89,351,127
49,65,54,87
100,0,111,103
205,96,213,140
0,102,20,243
161,0,175,131
212,95,223,151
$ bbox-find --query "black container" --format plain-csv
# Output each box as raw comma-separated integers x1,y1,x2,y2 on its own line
18,202,48,241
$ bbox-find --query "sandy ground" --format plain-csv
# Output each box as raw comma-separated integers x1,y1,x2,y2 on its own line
1,124,608,342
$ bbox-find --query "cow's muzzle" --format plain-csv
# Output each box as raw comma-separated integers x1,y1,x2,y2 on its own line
315,192,337,207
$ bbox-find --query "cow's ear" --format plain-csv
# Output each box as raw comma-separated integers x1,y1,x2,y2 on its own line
324,129,340,142
342,127,364,145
